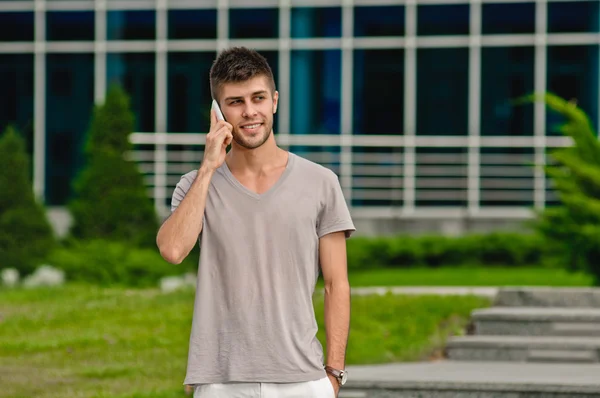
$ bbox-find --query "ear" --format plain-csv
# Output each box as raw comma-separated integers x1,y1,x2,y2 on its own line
272,91,279,114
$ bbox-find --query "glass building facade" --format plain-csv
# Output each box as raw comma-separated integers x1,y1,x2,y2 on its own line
1,0,599,223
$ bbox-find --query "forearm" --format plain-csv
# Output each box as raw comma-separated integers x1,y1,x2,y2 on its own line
324,279,351,369
157,166,214,264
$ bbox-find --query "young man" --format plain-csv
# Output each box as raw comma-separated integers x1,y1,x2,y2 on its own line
156,47,355,398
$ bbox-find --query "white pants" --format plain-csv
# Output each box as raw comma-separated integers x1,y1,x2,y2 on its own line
193,376,336,398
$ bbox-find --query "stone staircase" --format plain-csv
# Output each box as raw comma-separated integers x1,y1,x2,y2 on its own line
445,287,600,364
339,287,600,398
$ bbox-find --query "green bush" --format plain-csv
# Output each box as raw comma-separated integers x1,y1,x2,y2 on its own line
68,84,159,248
0,126,56,275
516,93,600,285
48,240,184,287
346,232,547,270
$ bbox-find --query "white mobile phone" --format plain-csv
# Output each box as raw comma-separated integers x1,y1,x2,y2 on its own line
211,99,225,121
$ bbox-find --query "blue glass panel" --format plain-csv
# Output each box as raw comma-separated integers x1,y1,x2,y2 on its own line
417,4,470,36
353,49,404,135
291,50,341,135
260,51,279,130
229,8,278,39
291,7,341,38
480,147,535,207
416,48,469,135
548,1,599,33
168,9,217,39
415,147,468,207
351,146,403,208
481,46,534,136
107,10,155,40
47,11,95,41
107,53,156,132
482,2,535,34
167,52,216,133
546,45,599,135
0,12,34,41
0,54,34,157
354,6,404,37
46,54,95,206
289,145,340,175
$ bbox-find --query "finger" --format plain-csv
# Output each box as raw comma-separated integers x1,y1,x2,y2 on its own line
210,108,217,127
224,132,233,146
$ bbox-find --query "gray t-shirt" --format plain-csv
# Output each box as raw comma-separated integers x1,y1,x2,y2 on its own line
170,152,355,385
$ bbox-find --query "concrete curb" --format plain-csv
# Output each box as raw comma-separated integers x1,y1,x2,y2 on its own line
349,286,499,299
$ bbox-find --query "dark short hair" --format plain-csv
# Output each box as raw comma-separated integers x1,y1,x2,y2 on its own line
210,47,276,101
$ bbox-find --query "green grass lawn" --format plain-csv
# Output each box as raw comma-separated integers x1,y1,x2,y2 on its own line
336,267,594,287
0,285,490,398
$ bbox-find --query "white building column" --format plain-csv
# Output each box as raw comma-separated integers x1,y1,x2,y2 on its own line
33,0,46,201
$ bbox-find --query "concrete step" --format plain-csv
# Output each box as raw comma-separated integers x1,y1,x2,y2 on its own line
472,307,600,336
495,287,600,308
339,361,600,397
445,335,600,363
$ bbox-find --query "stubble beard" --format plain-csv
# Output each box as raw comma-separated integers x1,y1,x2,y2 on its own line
232,118,273,150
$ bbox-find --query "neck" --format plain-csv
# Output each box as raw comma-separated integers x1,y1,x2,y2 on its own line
227,130,285,173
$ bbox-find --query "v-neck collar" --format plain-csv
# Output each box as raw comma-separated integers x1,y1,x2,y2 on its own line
221,152,295,200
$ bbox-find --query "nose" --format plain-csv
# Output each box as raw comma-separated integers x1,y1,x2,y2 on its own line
242,103,258,118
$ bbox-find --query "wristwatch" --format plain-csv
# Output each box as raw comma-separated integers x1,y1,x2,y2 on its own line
324,365,348,386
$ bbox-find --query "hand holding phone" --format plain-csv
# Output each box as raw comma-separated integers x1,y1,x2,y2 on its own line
201,100,233,172
212,99,225,121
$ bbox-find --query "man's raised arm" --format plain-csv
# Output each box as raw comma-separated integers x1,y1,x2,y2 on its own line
156,109,233,264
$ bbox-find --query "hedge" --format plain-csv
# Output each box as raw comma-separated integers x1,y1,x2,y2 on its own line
346,232,548,270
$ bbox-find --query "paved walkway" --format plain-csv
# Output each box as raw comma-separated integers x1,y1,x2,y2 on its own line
350,286,499,299
341,361,600,395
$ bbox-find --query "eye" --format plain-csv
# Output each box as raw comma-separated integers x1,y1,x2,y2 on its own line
255,96,265,101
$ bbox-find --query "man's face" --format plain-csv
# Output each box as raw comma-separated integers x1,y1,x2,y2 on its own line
219,75,278,150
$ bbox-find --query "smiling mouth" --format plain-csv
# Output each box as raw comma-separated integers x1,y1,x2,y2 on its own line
241,123,263,130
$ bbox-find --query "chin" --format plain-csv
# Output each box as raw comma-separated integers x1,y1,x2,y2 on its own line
234,130,271,149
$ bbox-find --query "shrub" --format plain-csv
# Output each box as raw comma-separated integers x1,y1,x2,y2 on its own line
0,126,56,275
48,240,183,287
346,232,547,270
516,93,600,285
68,84,159,248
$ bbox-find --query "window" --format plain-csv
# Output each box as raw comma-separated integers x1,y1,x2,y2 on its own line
107,10,155,40
45,54,94,205
354,6,404,37
417,4,470,36
168,9,217,39
0,12,34,41
546,45,599,135
291,50,341,135
480,147,535,207
47,11,95,41
481,46,535,136
290,145,340,176
353,49,404,135
0,54,34,153
229,8,278,39
548,1,599,33
167,52,216,133
415,147,468,207
107,53,156,133
352,146,403,207
482,2,535,35
291,7,341,38
416,48,469,136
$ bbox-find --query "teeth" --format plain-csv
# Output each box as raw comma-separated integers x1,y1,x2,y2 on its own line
243,124,260,129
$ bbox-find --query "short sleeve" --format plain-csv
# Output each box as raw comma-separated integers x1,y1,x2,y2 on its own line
170,171,196,212
317,170,356,238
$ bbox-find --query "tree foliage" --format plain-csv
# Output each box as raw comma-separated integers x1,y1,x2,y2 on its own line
516,93,600,284
0,126,56,274
68,84,159,247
